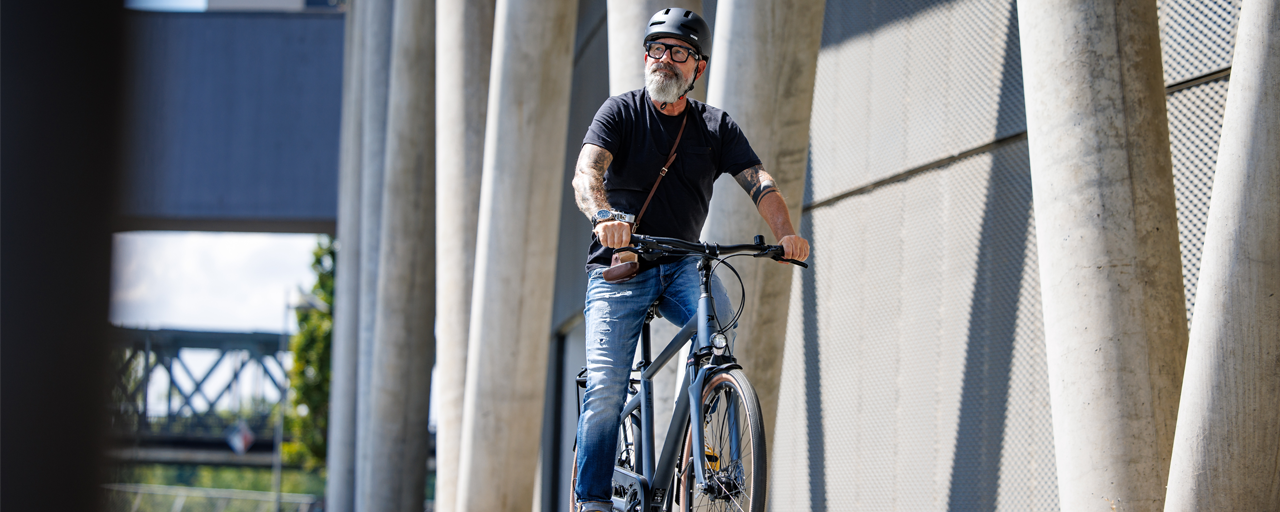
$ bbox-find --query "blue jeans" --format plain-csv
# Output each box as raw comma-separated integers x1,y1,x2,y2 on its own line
575,256,734,509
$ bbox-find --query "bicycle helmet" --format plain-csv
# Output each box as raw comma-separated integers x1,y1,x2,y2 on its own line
644,8,712,60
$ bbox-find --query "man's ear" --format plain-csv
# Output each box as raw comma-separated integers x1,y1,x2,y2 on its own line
697,60,707,79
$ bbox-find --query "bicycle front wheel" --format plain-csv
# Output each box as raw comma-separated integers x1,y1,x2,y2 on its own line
678,369,767,512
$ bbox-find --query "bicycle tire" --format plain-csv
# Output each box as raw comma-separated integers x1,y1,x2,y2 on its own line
677,369,767,512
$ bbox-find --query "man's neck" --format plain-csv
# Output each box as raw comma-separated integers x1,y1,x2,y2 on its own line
651,96,688,117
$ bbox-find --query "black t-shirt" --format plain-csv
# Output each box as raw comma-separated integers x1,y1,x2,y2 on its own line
582,89,761,274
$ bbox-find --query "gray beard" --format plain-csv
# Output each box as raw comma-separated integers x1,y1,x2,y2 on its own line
645,63,688,104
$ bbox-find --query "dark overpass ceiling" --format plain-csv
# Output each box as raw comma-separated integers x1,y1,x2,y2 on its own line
120,11,343,234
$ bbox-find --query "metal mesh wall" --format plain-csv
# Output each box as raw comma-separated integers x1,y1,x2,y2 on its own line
807,0,1024,204
1158,0,1241,324
773,141,1056,511
772,0,1243,508
1157,0,1242,84
1166,77,1231,323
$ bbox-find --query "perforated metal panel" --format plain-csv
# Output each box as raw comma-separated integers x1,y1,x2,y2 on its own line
1158,0,1240,325
1167,77,1231,324
1157,0,1243,84
807,0,1023,205
773,140,1058,511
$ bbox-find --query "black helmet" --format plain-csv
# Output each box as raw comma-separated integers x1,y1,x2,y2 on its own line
644,8,712,60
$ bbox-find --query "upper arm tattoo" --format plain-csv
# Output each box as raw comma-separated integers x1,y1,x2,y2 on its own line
735,164,780,205
572,144,614,219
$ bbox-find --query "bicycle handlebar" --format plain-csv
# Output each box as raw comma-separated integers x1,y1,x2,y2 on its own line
624,234,809,268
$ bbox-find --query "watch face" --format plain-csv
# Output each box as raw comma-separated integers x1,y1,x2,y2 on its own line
594,210,612,222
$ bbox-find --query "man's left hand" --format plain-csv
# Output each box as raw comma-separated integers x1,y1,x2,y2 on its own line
779,234,810,263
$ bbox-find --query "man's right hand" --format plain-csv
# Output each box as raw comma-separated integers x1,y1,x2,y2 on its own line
594,220,632,248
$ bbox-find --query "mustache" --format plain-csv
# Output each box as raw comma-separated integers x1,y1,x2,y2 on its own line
648,61,678,75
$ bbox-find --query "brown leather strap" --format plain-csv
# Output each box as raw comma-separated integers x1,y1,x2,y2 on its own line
634,110,688,231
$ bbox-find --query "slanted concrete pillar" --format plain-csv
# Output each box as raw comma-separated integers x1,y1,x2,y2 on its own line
606,0,705,101
355,0,394,505
700,0,826,459
326,2,363,511
454,0,578,509
434,0,494,511
361,0,436,510
1018,0,1188,509
1165,1,1280,508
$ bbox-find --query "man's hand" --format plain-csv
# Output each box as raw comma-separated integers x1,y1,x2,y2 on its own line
595,220,632,249
779,234,810,263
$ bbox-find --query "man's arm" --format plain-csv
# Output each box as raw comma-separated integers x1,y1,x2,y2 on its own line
572,144,630,248
735,164,811,262
573,143,614,218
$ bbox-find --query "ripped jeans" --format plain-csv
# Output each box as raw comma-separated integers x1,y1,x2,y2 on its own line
575,255,733,510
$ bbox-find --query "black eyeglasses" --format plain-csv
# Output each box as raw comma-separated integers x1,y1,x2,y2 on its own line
644,41,700,63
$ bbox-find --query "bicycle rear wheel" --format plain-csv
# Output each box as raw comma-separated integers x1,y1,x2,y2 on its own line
678,369,767,512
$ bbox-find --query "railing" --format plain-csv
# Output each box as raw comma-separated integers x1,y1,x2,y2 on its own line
103,483,319,512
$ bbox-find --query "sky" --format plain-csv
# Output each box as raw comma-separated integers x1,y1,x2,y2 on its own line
110,231,321,333
111,231,322,415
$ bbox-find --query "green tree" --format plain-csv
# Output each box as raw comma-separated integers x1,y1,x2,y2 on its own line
283,236,334,471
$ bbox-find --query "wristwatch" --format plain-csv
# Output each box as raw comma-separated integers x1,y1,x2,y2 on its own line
592,209,635,227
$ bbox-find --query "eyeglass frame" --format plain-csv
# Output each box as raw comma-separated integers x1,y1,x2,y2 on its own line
643,41,702,63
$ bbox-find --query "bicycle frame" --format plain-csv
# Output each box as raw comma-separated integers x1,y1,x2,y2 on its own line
613,254,740,511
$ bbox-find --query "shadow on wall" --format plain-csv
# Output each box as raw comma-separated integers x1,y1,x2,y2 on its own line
945,6,1031,511
798,3,1033,511
822,0,964,48
800,158,827,511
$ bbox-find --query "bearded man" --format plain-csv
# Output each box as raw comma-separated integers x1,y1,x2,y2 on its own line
569,7,810,511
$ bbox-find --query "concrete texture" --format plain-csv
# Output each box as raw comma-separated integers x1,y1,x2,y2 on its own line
700,0,827,467
325,2,363,510
1018,0,1189,509
355,0,394,505
454,0,578,509
361,0,436,509
433,0,495,510
1164,0,1280,508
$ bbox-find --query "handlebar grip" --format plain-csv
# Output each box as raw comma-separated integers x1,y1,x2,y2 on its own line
782,258,809,269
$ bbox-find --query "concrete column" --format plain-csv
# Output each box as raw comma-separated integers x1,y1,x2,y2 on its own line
700,0,826,461
434,0,494,511
326,1,363,511
454,0,578,509
1164,1,1280,508
606,0,705,101
362,0,436,509
1018,0,1188,509
355,0,394,505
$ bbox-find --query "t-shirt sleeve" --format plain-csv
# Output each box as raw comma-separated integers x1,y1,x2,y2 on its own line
717,113,762,177
582,96,627,155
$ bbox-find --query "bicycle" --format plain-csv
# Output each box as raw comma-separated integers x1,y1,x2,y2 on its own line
571,234,808,512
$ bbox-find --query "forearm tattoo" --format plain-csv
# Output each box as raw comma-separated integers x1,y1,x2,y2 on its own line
573,144,615,220
735,164,780,205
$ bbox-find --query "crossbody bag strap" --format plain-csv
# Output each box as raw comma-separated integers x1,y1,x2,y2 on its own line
633,109,688,231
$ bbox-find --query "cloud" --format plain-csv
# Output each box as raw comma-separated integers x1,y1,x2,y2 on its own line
110,231,322,334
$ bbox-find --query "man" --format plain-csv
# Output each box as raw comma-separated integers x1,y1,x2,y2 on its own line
571,8,809,511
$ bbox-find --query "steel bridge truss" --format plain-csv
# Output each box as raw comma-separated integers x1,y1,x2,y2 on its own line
111,327,290,459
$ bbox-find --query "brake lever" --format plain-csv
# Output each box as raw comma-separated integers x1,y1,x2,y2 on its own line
779,258,809,268
750,248,810,269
